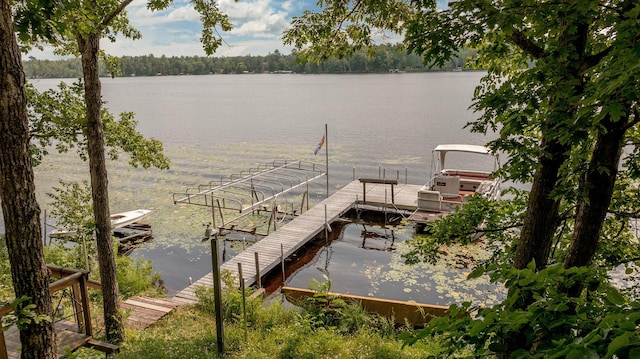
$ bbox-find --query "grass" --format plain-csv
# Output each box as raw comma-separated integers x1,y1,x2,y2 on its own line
0,237,447,358
112,273,444,358
114,299,442,359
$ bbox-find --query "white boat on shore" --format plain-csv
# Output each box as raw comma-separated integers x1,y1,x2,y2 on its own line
109,209,152,229
49,209,152,239
410,144,500,224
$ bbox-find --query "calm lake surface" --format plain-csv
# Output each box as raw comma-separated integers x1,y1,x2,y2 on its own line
14,72,496,302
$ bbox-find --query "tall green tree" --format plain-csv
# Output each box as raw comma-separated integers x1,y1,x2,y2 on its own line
16,0,231,343
285,0,640,357
0,0,56,357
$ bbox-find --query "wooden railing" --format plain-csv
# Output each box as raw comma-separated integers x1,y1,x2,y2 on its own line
0,265,117,358
358,177,398,204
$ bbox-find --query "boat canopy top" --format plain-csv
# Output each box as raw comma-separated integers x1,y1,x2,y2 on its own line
433,144,498,171
433,144,492,155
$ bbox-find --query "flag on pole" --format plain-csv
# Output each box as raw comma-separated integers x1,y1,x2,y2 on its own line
314,134,325,155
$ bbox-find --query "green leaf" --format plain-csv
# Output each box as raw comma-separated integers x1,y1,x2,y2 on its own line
467,266,485,279
488,341,505,352
469,319,488,336
566,347,588,359
607,332,631,357
603,286,626,306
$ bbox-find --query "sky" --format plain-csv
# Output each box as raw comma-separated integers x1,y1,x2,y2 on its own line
27,0,448,60
29,0,316,59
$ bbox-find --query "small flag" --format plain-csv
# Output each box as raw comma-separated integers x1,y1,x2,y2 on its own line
314,134,325,155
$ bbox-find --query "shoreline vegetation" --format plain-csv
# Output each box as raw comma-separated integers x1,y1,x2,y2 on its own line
1,234,446,358
24,44,476,79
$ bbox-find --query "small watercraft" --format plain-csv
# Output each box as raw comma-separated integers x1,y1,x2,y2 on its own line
49,209,152,238
410,144,500,223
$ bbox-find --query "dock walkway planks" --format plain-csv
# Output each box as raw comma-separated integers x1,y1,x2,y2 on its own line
174,180,422,303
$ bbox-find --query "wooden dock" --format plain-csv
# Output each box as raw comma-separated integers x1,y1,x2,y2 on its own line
174,180,422,303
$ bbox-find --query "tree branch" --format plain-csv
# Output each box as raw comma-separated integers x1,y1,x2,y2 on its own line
622,107,640,132
100,0,135,30
582,46,613,70
509,28,545,59
331,0,364,41
613,256,640,267
609,209,640,219
473,1,545,59
443,222,523,241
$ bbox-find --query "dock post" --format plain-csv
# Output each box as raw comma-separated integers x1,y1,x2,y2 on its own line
43,209,47,245
384,188,388,227
205,224,224,355
237,262,243,289
241,278,248,341
362,182,367,203
281,244,285,282
324,205,329,245
325,123,329,199
254,252,261,288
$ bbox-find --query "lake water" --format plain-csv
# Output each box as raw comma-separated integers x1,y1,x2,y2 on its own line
11,72,495,300
283,210,503,306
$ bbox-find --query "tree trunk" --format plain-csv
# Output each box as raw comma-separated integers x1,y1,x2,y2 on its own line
0,2,58,358
514,138,569,271
500,16,591,359
77,32,123,343
499,137,569,359
563,112,628,295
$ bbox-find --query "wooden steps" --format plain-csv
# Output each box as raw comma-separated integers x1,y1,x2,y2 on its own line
122,296,181,330
2,321,99,359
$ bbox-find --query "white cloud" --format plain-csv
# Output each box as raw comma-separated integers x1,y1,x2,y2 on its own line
219,0,290,38
230,12,288,37
281,0,293,12
219,0,271,20
167,6,200,22
27,0,307,59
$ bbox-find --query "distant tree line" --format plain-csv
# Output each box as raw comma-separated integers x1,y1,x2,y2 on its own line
23,44,476,78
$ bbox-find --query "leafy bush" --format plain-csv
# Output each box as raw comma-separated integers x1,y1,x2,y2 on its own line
116,255,164,299
0,235,14,301
195,270,262,324
403,262,640,358
297,276,395,336
44,243,87,270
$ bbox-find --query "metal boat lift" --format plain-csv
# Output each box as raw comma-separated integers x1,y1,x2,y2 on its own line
172,160,327,237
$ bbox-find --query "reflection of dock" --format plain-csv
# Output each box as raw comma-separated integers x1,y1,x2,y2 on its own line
174,181,422,303
114,223,153,256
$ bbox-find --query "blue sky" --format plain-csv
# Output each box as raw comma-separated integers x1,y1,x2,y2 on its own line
30,0,315,59
103,0,314,57
29,0,447,59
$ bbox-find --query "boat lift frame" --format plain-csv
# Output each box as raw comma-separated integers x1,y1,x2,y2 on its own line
172,160,327,236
